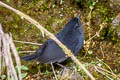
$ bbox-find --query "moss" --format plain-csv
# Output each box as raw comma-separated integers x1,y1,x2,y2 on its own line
0,0,120,79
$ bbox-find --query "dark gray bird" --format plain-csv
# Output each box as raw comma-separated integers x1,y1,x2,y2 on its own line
21,15,84,64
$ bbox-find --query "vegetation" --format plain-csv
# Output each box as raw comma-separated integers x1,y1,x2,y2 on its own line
0,0,120,80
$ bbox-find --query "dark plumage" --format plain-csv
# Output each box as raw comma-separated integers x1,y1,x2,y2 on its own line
21,16,84,64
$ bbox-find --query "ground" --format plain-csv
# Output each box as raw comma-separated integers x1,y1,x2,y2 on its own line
0,0,120,80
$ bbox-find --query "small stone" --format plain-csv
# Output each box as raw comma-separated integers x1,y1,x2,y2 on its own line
58,68,84,80
112,13,120,27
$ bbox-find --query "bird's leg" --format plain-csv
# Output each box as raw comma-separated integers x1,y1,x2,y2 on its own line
56,63,73,70
56,63,66,69
51,62,58,80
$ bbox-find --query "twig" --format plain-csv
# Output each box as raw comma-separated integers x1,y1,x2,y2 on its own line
95,66,114,80
6,34,18,80
100,45,105,58
87,23,104,42
19,51,36,53
2,33,18,80
9,34,22,80
0,24,22,80
13,40,42,46
51,62,58,80
83,23,105,58
95,66,116,78
0,2,95,80
96,57,114,73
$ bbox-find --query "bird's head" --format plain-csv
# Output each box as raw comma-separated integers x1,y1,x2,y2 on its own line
56,15,83,38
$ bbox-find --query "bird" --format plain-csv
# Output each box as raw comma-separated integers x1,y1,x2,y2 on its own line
21,15,84,64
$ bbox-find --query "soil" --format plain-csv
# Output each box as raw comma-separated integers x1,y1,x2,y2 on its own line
0,0,120,80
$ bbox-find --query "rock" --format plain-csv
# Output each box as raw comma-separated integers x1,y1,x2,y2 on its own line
112,13,120,27
110,0,120,11
58,68,84,80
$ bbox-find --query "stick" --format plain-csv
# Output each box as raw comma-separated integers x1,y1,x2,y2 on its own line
95,67,113,80
0,24,22,80
95,66,117,78
13,40,42,46
9,34,22,80
19,51,36,53
51,62,58,80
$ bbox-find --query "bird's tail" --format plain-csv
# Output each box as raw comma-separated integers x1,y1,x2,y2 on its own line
21,53,39,61
21,42,47,61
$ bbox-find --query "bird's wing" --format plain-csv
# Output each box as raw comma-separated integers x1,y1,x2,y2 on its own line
21,41,48,61
37,40,67,64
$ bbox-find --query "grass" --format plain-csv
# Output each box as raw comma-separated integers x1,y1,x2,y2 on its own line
0,0,120,80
